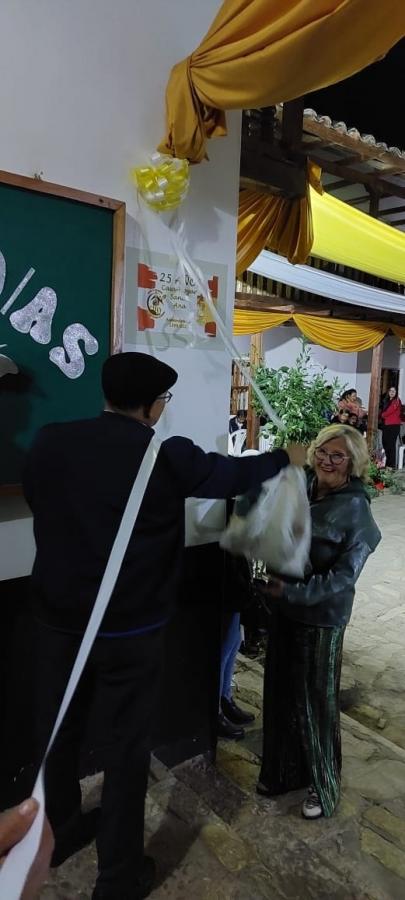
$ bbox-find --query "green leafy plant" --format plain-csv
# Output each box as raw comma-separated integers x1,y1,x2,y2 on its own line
366,483,381,500
367,459,405,497
252,339,345,447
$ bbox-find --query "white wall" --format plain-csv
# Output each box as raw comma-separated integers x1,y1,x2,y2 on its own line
234,325,357,392
0,0,240,451
234,327,404,408
0,0,242,572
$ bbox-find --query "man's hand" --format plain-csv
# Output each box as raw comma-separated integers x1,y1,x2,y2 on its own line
0,799,54,900
285,444,307,467
256,576,285,600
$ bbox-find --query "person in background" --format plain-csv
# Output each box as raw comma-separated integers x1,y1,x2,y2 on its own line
218,551,255,740
23,352,306,900
338,389,366,420
380,386,402,468
348,412,359,428
256,424,380,820
330,408,350,425
229,409,247,434
321,385,335,422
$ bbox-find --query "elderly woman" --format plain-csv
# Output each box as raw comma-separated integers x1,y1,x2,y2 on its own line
257,424,381,819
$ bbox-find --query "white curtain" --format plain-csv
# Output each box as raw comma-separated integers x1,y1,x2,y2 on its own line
250,250,405,316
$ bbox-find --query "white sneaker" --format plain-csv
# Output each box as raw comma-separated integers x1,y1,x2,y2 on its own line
302,787,323,819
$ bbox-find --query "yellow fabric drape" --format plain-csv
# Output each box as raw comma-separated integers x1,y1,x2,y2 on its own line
159,0,405,163
236,163,322,275
237,160,405,284
311,187,405,284
234,310,291,335
391,324,405,341
237,190,312,274
233,309,389,351
293,314,387,352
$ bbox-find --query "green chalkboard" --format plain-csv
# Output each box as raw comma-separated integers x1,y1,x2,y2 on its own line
0,173,124,487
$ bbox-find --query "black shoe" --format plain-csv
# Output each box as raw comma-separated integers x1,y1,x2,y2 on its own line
51,807,101,868
92,855,156,899
221,696,255,725
217,712,245,740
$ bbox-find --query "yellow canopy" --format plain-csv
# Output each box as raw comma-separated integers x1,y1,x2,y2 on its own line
233,309,405,352
311,188,405,284
236,166,405,284
159,0,405,163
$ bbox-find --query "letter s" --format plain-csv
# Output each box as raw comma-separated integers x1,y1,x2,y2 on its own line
49,323,98,379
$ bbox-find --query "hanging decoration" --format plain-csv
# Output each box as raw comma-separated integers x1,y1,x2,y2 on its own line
131,153,190,212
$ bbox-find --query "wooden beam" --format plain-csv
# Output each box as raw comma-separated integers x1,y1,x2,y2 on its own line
379,204,405,217
369,190,380,218
281,98,304,150
239,177,283,196
235,293,331,316
323,178,353,192
377,165,405,177
306,153,405,200
345,195,370,206
367,341,384,451
247,333,263,450
240,148,307,197
234,292,405,326
300,119,405,172
334,154,364,167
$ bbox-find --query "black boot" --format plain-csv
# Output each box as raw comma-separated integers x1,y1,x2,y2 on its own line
51,807,101,868
217,712,245,740
221,696,255,725
92,855,156,899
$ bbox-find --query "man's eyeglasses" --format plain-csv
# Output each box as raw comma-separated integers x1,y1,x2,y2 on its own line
314,448,349,466
157,391,173,404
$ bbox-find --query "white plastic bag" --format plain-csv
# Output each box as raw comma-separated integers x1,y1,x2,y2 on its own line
220,466,311,579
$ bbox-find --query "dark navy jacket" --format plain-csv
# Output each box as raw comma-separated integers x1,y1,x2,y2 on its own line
23,412,289,634
282,472,381,627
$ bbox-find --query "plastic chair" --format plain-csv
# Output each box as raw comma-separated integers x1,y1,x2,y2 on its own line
228,429,247,457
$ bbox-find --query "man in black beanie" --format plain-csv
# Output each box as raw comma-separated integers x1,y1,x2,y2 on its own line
23,351,305,900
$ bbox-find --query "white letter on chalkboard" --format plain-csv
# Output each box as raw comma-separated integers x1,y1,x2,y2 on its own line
9,287,57,344
0,252,5,296
49,323,99,379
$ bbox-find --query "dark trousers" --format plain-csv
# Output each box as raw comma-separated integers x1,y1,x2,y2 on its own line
32,621,164,892
260,608,344,817
382,425,400,468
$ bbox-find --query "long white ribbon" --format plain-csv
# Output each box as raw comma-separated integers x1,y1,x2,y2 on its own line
134,198,283,429
0,200,284,898
0,435,161,899
167,218,283,429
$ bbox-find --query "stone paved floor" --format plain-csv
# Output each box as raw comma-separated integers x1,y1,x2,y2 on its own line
40,494,405,899
342,493,405,749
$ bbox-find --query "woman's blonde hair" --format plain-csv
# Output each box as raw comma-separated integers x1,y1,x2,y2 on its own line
307,424,369,482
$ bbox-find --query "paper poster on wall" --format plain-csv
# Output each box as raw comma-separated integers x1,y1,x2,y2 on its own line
125,249,228,350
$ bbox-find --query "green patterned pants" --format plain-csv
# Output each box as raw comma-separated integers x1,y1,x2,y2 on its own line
259,607,345,817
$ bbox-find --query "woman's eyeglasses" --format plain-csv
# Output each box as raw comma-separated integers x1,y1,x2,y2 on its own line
315,448,349,466
157,391,173,404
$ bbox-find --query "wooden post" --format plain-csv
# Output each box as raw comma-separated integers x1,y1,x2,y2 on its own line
247,333,263,449
281,98,305,149
367,340,384,451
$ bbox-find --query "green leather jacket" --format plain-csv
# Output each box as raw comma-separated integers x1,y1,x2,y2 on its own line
282,471,381,628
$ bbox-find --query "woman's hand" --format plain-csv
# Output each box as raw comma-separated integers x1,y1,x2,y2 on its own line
0,799,54,900
285,444,307,467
